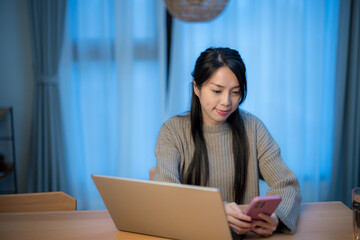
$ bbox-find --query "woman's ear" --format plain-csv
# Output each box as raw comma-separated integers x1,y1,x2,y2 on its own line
193,80,200,97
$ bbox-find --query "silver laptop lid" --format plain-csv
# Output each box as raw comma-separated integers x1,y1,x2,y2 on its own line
92,175,232,240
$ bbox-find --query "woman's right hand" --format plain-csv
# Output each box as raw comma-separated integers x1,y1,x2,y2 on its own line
225,202,256,235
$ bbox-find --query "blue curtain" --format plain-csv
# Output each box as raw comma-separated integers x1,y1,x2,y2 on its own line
329,0,360,207
59,0,166,209
166,0,340,202
57,0,341,209
27,0,68,192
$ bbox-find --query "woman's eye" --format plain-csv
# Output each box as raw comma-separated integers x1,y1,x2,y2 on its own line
232,91,241,95
213,90,221,94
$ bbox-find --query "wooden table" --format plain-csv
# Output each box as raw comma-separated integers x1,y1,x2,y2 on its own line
0,201,352,240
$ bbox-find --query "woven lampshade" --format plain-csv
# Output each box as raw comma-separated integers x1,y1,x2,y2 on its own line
164,0,229,22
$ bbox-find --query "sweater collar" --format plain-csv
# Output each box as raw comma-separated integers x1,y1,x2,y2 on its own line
203,122,231,133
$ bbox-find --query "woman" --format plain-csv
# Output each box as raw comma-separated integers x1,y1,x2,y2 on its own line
154,47,301,237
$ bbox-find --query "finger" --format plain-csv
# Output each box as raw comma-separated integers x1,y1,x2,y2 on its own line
227,215,255,229
257,213,277,226
229,222,254,235
253,218,277,236
225,203,252,222
225,202,240,213
226,202,243,214
253,220,277,234
225,202,256,235
225,206,255,235
258,213,279,227
252,227,272,237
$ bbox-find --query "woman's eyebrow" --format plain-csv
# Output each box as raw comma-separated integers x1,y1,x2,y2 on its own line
210,83,240,89
210,83,224,88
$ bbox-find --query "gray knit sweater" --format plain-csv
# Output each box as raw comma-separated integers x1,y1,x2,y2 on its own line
154,110,302,233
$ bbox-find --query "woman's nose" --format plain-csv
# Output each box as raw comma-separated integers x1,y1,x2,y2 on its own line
221,93,231,106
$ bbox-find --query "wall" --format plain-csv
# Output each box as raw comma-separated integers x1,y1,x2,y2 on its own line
0,0,34,192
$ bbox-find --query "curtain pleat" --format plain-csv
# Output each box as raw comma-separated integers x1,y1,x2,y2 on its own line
329,0,360,207
27,0,67,192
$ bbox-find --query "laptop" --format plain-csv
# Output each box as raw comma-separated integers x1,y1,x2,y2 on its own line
92,175,232,240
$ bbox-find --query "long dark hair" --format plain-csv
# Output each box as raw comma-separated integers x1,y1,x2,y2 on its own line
185,47,248,204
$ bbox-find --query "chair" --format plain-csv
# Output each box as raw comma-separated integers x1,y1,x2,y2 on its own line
0,191,77,213
150,167,155,181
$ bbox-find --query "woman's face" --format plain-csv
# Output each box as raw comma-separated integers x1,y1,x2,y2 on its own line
194,66,241,126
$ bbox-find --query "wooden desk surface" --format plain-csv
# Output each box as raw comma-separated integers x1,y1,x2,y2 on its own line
0,201,352,240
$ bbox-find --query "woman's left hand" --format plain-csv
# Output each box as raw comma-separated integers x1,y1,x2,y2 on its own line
251,213,279,237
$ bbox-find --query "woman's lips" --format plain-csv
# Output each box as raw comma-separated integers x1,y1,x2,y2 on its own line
215,109,229,116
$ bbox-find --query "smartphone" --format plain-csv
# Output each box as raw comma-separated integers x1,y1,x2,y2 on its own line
244,195,282,221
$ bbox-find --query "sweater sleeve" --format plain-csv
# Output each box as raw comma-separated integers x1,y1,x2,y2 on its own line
154,120,182,184
255,117,302,234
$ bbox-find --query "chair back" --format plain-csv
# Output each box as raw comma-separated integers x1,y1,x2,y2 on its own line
0,191,76,213
150,167,155,181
